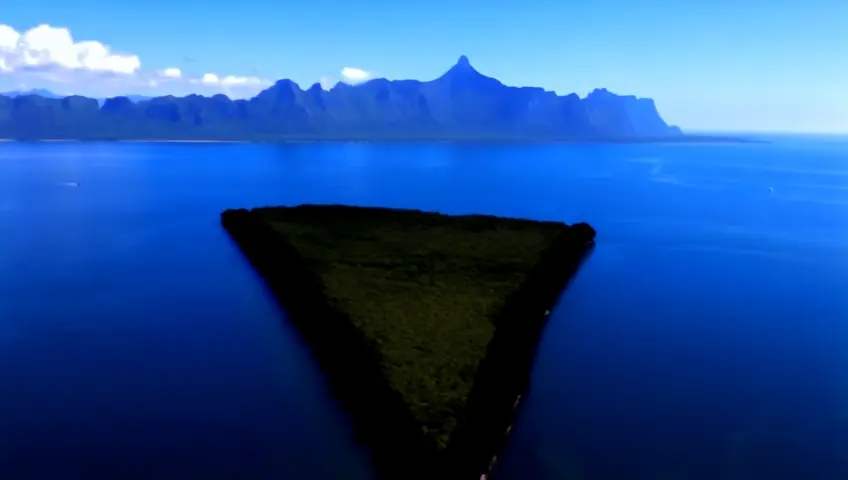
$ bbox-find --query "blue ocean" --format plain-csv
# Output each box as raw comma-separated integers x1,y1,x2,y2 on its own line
1,138,847,479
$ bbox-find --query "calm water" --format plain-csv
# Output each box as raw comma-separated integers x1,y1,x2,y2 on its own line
1,138,847,479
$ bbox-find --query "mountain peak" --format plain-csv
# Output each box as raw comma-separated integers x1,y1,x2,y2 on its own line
273,79,298,88
439,54,486,81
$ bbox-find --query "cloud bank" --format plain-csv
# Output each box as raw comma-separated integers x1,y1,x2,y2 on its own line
0,24,269,98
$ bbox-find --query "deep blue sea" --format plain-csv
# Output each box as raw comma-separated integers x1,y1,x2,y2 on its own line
1,137,848,480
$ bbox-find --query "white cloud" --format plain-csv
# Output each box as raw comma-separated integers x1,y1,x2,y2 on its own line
0,24,382,102
220,75,262,86
0,24,139,74
158,67,181,78
196,73,263,87
201,73,219,85
341,67,370,84
0,24,271,99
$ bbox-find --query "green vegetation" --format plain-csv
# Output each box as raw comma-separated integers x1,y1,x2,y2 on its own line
222,205,596,478
258,206,568,448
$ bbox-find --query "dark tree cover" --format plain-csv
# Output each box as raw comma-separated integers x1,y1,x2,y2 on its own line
0,57,681,141
221,205,596,480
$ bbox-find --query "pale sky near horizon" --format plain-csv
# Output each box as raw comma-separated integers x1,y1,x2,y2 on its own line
0,0,846,133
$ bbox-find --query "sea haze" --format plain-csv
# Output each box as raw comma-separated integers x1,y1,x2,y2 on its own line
1,138,847,479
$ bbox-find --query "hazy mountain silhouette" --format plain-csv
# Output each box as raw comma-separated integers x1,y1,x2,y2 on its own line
1,88,63,99
0,56,682,140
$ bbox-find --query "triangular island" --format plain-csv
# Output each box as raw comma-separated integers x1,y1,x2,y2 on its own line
221,205,595,479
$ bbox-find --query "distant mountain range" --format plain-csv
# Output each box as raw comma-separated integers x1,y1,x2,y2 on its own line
0,89,152,105
1,88,64,99
0,56,682,141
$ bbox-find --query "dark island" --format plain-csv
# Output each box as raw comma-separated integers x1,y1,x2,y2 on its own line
0,56,689,142
221,205,595,479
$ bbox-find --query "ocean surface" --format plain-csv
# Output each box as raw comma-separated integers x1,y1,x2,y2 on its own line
1,137,847,479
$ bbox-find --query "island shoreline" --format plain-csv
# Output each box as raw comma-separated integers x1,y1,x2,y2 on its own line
447,235,595,479
222,208,433,479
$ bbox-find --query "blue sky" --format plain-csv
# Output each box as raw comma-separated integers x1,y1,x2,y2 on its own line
1,0,846,133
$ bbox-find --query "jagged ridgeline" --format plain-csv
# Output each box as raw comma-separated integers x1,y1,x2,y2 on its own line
0,56,680,140
221,205,595,480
